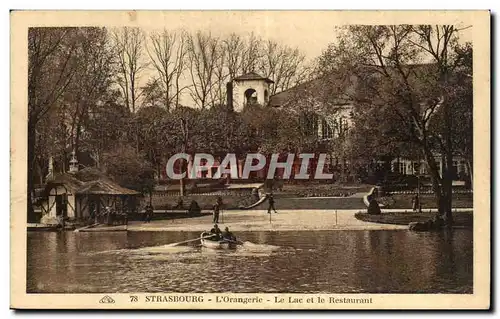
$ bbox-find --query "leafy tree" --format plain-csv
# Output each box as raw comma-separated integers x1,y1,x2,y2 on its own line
62,27,117,156
102,145,156,196
28,27,80,221
81,93,132,168
134,105,170,176
318,25,473,225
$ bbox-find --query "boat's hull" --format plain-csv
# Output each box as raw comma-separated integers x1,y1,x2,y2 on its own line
201,238,237,249
200,233,237,249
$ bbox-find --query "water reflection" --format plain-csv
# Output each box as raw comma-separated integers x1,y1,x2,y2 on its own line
27,230,472,294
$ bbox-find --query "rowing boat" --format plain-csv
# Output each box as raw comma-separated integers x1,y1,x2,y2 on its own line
200,232,237,249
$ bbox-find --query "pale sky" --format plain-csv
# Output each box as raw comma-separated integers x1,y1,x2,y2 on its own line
136,11,344,60
104,11,474,107
134,11,473,60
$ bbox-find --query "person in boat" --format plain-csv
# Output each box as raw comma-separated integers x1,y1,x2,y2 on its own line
210,224,222,240
267,193,278,214
222,227,236,242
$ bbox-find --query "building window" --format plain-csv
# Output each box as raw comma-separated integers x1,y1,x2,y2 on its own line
399,162,405,175
301,112,318,137
412,162,419,175
321,119,334,139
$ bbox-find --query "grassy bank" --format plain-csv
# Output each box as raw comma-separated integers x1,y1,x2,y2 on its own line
354,211,473,228
277,182,372,197
152,194,258,210
379,193,473,209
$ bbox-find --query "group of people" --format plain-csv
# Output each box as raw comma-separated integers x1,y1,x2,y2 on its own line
213,193,278,221
139,192,278,228
209,224,236,241
89,206,128,226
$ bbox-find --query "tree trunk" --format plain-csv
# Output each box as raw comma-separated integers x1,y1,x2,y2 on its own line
27,123,36,222
443,96,454,227
466,159,473,190
74,122,82,155
179,159,186,197
422,146,446,218
443,153,454,227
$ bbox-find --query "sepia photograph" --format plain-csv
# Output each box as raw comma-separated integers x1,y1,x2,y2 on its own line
10,10,490,309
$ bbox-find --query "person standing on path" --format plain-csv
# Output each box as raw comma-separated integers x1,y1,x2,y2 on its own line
145,204,154,223
213,202,220,224
412,194,421,213
217,196,224,222
267,193,278,214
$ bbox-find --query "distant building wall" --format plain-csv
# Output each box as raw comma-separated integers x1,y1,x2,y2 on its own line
390,156,469,178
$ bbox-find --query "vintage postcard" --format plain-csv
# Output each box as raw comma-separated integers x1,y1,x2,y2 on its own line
11,10,490,310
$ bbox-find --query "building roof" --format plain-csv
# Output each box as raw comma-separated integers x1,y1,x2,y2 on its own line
45,173,85,192
268,77,352,108
233,72,274,84
77,180,139,195
268,63,443,109
44,167,139,196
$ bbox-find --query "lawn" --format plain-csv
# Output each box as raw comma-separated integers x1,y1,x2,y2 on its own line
379,193,473,209
276,182,373,197
355,211,473,228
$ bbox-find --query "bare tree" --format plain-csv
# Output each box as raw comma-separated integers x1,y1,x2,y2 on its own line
186,31,220,109
211,44,229,106
223,33,245,80
259,40,309,94
147,29,189,110
241,32,263,74
112,27,148,113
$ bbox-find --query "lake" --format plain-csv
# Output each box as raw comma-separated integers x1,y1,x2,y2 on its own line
27,229,472,294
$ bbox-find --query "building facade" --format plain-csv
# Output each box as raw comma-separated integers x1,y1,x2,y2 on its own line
229,72,469,181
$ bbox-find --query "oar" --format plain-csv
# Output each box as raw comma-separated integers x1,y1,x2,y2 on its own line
74,223,100,233
168,234,216,247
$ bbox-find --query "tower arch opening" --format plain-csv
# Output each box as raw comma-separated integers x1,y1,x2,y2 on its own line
244,88,258,106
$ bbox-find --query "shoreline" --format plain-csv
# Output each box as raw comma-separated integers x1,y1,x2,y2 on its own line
124,209,472,232
28,208,474,233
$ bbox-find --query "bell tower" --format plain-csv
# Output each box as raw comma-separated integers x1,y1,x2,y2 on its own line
230,72,274,112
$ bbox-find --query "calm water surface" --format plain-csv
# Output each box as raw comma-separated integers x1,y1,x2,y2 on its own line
27,230,472,293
